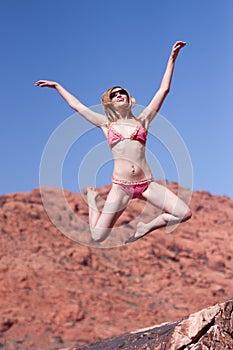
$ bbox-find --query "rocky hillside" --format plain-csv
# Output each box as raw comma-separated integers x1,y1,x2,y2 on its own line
72,298,233,350
0,183,233,349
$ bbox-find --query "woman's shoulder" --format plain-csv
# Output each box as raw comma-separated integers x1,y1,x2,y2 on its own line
136,116,148,131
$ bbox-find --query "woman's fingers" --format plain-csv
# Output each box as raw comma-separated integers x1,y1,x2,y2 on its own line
171,41,186,59
34,80,56,88
34,80,46,86
173,41,186,52
174,41,186,48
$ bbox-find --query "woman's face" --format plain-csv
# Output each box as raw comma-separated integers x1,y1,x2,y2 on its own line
110,88,129,107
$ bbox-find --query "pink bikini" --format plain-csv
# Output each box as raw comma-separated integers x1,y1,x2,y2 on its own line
107,122,147,147
112,176,153,199
107,122,153,199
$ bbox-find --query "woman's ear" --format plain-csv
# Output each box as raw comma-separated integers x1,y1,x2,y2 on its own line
130,96,136,108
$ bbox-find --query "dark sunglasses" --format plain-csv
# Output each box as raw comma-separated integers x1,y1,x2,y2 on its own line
110,89,128,100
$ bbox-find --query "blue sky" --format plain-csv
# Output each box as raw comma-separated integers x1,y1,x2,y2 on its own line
1,1,232,198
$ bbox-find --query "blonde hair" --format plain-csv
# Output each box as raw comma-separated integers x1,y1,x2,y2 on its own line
101,86,136,123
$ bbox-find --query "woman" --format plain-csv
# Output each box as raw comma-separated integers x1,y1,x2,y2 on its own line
35,41,192,244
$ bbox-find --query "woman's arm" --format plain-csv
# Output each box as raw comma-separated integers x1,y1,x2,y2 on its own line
139,41,186,128
34,80,108,127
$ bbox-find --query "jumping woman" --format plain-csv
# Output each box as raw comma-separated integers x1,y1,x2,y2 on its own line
35,41,192,244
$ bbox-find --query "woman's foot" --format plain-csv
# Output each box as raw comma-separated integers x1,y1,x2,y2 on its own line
86,187,100,209
82,187,100,208
124,221,150,244
135,221,150,238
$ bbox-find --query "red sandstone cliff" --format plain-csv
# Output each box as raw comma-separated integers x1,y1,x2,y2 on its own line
71,298,233,349
0,183,233,349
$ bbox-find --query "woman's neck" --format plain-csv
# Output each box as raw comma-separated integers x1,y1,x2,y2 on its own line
115,108,134,120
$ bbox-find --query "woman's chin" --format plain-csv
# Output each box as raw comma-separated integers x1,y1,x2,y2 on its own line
114,101,129,109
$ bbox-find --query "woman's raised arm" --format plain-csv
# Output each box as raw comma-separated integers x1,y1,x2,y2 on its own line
139,41,186,129
34,80,108,127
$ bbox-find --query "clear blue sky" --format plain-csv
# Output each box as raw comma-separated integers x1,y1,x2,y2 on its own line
1,1,232,198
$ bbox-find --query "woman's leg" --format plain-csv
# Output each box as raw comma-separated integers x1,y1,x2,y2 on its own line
86,187,102,230
126,182,192,242
86,184,131,242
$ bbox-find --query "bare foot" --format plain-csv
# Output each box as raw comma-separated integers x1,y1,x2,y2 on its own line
124,221,150,244
135,221,150,238
86,187,99,207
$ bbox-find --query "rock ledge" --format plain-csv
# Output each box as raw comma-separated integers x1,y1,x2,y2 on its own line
71,298,233,350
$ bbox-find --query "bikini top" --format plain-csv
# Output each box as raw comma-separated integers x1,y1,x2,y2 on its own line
107,122,147,147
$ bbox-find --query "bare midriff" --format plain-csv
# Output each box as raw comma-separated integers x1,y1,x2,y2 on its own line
111,140,152,181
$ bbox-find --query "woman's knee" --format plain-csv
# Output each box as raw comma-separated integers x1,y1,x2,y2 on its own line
91,227,111,243
183,207,192,221
172,199,192,222
179,205,192,222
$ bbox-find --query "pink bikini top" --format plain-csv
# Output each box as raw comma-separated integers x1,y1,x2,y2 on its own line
107,122,147,147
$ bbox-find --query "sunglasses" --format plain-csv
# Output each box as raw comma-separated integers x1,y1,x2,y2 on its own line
110,89,128,100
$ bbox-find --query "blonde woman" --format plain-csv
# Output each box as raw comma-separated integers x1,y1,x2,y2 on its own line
35,41,192,244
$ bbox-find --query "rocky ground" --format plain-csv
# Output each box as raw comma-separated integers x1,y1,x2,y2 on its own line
0,182,233,349
72,298,233,350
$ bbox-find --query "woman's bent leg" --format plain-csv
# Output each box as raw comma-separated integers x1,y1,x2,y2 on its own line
87,184,131,242
134,182,191,239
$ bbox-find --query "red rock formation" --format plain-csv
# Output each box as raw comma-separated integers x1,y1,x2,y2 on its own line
71,298,233,349
0,183,233,349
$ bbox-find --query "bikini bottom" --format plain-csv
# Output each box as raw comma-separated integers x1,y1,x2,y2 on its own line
112,176,153,199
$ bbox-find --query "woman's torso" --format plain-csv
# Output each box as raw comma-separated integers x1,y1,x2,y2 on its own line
101,118,152,181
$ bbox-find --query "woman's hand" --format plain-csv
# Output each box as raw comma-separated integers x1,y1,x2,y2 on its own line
170,41,186,60
34,80,58,88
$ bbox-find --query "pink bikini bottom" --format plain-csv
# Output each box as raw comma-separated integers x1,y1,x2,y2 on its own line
112,176,153,199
